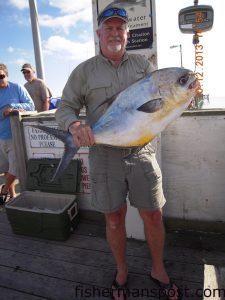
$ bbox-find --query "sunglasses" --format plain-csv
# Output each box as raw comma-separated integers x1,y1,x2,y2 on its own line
23,70,31,74
98,8,128,24
0,74,6,80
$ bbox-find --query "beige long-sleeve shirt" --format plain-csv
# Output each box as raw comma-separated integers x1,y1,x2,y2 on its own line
55,52,152,130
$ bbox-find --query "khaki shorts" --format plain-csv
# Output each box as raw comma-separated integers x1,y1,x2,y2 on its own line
89,143,166,213
0,139,17,176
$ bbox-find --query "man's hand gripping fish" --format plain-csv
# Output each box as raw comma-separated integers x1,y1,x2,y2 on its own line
32,67,199,181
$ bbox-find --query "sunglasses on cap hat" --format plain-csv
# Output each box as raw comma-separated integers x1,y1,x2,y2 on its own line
98,7,128,25
0,74,6,80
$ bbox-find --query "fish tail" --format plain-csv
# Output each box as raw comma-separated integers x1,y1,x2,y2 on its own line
31,125,78,181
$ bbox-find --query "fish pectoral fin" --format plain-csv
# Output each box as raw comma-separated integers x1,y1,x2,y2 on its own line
137,98,163,113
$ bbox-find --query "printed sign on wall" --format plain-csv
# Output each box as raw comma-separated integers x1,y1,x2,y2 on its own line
23,122,91,194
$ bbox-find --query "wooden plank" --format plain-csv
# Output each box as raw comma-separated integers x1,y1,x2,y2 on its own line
0,248,116,287
0,232,205,283
0,265,110,300
0,286,47,300
0,263,202,300
0,221,225,267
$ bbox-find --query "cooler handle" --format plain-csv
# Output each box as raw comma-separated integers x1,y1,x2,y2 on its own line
68,202,78,221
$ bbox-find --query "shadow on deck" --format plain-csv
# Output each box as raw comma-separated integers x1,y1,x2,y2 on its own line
0,205,225,300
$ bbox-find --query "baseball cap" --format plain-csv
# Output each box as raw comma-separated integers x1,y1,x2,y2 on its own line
21,63,34,72
97,5,128,26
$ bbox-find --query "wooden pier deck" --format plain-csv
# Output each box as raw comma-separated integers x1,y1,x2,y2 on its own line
0,205,224,300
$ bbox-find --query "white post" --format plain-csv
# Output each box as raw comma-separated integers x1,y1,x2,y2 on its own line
29,0,45,80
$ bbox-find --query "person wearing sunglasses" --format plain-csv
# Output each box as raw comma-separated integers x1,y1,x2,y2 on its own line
21,63,52,112
0,63,35,204
55,5,181,300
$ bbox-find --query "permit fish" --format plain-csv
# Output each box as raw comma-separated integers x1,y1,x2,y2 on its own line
32,67,198,181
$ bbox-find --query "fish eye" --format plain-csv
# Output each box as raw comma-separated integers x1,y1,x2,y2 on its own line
178,74,189,86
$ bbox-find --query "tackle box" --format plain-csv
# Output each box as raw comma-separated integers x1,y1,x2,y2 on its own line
5,158,81,241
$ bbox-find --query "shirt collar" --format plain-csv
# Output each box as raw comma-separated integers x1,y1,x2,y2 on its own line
99,52,129,66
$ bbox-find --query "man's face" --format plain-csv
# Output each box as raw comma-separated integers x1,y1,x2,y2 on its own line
0,70,8,88
23,69,35,82
97,18,129,59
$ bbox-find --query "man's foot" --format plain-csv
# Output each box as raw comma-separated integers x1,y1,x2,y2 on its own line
150,274,182,300
111,273,128,300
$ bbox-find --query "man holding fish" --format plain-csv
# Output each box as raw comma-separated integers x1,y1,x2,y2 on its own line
54,4,194,300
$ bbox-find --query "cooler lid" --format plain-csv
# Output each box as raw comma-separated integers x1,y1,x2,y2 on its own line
26,158,81,194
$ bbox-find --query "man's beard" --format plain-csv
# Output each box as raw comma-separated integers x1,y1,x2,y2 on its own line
107,44,122,52
107,39,123,53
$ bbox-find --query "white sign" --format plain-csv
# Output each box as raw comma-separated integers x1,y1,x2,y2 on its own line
23,122,91,194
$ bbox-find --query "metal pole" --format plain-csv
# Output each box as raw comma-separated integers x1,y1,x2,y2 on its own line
179,44,183,68
170,44,183,68
29,0,45,80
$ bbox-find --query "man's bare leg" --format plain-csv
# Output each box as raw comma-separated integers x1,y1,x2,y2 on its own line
139,208,179,300
105,205,128,299
3,172,16,198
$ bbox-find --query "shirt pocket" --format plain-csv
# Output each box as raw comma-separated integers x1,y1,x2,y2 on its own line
85,78,113,111
86,77,112,103
85,77,113,122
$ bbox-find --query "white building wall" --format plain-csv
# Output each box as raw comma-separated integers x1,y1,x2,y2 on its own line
162,111,225,222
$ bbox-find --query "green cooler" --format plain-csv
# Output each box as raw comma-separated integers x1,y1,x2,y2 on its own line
5,158,81,241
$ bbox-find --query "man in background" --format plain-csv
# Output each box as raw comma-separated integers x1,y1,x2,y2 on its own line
0,63,34,204
21,63,51,112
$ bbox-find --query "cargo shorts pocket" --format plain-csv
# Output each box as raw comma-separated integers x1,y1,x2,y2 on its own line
137,147,162,191
138,144,159,174
90,172,120,212
90,173,106,208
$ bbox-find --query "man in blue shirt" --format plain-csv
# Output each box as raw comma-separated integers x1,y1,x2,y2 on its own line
0,63,34,204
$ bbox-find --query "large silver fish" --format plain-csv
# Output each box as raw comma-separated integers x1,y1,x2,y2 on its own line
33,67,198,181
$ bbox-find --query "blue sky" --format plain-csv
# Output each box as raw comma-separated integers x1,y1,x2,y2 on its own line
1,0,225,105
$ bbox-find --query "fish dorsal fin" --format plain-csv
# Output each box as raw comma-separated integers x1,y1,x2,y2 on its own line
137,98,163,113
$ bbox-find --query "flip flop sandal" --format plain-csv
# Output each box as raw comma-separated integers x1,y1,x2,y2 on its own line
111,275,128,300
0,185,9,205
150,274,183,300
